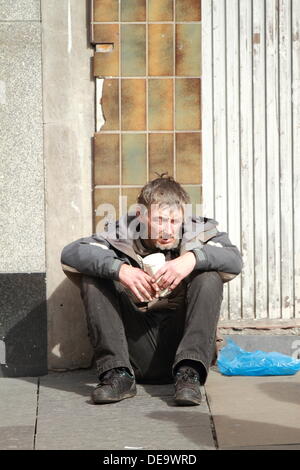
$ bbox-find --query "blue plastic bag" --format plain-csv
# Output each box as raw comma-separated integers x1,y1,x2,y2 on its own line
217,338,300,376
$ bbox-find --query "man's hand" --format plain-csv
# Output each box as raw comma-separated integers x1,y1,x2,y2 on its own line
119,264,160,302
151,252,196,291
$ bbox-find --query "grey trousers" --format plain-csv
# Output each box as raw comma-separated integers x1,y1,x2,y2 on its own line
80,271,223,385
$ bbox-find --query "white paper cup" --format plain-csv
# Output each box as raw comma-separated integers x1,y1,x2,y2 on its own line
142,253,170,298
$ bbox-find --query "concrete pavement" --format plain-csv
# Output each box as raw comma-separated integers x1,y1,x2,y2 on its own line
0,367,300,450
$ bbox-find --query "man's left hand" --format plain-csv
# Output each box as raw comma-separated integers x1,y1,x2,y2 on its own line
151,252,196,292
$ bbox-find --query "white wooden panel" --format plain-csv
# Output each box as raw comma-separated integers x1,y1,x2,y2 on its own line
266,0,282,319
202,0,299,322
226,0,242,320
292,0,300,317
253,0,268,318
202,0,215,219
239,0,256,319
212,0,229,319
279,0,294,319
212,0,228,232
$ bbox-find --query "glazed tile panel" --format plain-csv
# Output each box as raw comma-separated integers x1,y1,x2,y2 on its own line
93,0,119,21
176,24,201,76
122,134,147,185
121,0,146,22
121,25,146,76
148,79,173,130
175,0,201,21
94,187,120,230
175,79,201,130
121,79,146,130
149,134,174,179
91,0,202,226
148,0,173,21
148,24,173,76
176,133,202,184
93,24,119,76
101,79,119,130
94,134,120,185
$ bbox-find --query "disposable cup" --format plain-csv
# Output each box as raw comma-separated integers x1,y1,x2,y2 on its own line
142,253,170,298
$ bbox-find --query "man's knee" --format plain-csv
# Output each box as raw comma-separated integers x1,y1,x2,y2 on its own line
80,275,113,301
80,274,99,293
80,275,123,301
188,271,223,292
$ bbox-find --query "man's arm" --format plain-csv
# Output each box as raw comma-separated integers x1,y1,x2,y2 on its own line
190,231,243,278
152,231,243,291
61,235,126,281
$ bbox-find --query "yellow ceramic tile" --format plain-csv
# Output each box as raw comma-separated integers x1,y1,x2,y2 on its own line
94,133,120,185
101,79,119,130
149,134,174,179
149,24,173,76
121,24,146,76
148,0,174,22
176,24,201,76
176,133,201,184
121,0,146,21
148,79,173,130
121,187,143,213
121,79,146,130
182,185,203,217
93,24,119,76
94,187,120,232
122,134,147,185
92,22,119,42
175,78,201,130
175,0,201,21
93,0,119,22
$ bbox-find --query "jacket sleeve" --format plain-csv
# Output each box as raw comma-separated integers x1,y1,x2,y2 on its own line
190,231,243,282
61,235,128,281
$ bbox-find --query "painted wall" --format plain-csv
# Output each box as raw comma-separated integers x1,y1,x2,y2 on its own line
202,0,300,324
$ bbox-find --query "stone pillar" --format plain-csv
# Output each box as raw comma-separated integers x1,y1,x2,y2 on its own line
42,0,95,370
0,0,47,376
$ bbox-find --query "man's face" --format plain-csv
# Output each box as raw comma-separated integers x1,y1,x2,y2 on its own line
142,204,184,250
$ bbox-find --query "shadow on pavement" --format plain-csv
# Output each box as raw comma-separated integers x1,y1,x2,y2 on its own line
258,381,300,406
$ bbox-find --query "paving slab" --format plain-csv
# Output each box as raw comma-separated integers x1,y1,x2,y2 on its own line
36,370,216,450
205,369,300,449
0,377,38,449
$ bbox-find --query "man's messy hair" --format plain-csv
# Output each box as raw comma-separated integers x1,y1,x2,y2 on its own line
137,173,190,209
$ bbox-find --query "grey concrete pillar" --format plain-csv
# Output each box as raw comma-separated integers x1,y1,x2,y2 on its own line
0,0,47,376
42,0,94,370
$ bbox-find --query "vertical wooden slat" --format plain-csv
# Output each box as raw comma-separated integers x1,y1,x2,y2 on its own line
202,0,299,323
226,0,242,320
253,0,268,318
279,0,294,319
202,0,215,219
239,0,255,319
213,0,228,231
293,0,300,318
212,0,229,320
266,0,281,319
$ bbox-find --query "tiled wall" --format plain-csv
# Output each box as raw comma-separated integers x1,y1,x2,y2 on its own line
91,0,202,229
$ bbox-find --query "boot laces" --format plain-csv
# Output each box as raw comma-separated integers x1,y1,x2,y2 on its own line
99,368,131,385
176,367,199,383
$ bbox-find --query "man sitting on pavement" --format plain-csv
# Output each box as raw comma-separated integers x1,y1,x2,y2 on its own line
61,175,243,406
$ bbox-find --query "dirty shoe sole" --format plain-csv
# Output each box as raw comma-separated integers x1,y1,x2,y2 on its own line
174,389,202,406
92,384,137,404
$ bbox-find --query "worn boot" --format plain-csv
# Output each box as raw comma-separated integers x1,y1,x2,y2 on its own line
174,366,202,406
92,368,137,404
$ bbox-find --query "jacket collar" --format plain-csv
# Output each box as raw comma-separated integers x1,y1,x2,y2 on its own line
100,214,218,261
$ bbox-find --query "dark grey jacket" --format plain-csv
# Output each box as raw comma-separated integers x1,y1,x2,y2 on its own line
61,214,243,286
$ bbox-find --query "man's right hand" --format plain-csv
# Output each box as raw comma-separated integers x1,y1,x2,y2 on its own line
118,264,159,302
